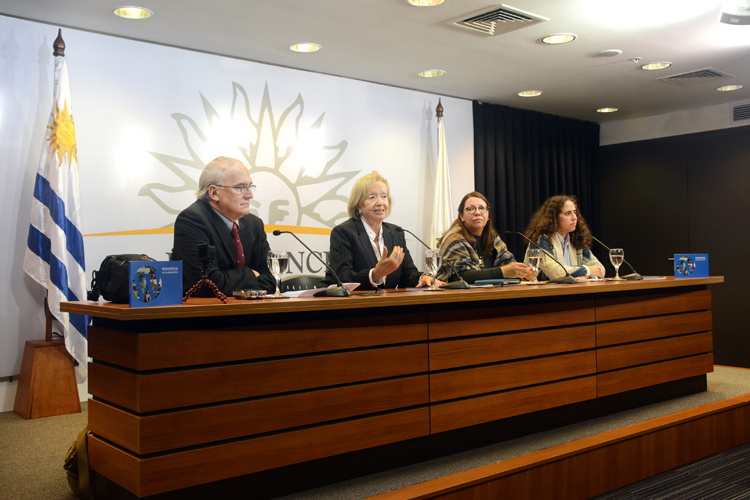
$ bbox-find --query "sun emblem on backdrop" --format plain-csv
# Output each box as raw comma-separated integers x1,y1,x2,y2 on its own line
47,100,77,169
140,82,358,228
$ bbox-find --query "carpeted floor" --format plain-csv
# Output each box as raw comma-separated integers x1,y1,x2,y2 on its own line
593,440,750,500
1,366,749,500
0,402,86,500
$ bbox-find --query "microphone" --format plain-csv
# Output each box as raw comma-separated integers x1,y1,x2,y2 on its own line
272,230,351,297
588,235,643,280
393,226,470,289
504,231,577,284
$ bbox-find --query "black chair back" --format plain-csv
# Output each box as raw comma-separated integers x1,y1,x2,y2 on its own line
280,274,324,292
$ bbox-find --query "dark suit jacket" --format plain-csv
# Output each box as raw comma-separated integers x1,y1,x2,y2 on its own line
320,218,423,290
172,199,276,295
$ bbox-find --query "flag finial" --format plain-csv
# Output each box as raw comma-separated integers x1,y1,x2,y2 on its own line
436,98,444,120
53,29,65,57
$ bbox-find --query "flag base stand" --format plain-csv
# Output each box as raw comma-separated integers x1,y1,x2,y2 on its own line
13,339,81,419
13,299,81,419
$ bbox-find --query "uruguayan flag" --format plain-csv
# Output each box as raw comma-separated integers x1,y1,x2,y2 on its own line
23,51,88,381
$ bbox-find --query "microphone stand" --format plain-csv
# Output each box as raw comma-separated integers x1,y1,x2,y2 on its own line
393,226,470,289
589,236,643,280
504,231,577,284
272,230,351,297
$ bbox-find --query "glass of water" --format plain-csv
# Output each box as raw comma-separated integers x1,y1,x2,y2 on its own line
609,248,624,280
424,249,442,291
527,248,542,284
267,250,289,297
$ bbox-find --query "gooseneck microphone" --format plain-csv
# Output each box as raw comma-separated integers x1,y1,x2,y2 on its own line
393,226,470,289
588,235,643,280
272,230,351,297
504,231,577,284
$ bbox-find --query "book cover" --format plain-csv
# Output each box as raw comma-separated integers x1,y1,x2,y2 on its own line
674,254,709,278
129,261,183,307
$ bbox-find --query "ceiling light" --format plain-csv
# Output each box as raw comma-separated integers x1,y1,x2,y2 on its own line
408,0,447,5
596,108,618,113
289,43,321,53
719,4,750,25
717,84,744,91
586,0,717,28
597,49,622,58
541,33,577,45
418,70,446,78
113,6,153,19
518,90,542,97
640,62,672,71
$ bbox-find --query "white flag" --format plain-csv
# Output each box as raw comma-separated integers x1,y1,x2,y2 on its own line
430,117,453,247
23,52,88,380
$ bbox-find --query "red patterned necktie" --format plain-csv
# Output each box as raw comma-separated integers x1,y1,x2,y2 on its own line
231,222,245,267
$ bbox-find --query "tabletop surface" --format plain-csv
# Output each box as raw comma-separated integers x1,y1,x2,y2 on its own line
60,276,724,321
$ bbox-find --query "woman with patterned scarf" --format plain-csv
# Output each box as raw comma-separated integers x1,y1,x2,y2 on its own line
436,192,533,283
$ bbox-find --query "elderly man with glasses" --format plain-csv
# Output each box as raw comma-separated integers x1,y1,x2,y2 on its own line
172,156,276,295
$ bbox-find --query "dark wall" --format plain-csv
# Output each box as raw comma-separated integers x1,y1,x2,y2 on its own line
599,124,750,368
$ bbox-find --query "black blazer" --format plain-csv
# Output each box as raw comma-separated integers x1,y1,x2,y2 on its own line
320,218,423,290
172,199,276,295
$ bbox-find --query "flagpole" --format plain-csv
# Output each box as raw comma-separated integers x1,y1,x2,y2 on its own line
430,98,453,247
14,29,82,419
43,30,65,345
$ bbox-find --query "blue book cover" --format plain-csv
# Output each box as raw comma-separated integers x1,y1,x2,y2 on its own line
674,254,709,278
129,261,183,307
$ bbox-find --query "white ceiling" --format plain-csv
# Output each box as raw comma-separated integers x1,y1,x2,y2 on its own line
2,0,749,123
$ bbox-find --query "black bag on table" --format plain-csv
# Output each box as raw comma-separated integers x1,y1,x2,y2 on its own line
88,254,155,303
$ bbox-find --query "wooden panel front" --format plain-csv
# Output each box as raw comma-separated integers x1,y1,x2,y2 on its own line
430,352,596,402
597,353,714,397
90,343,428,412
89,376,429,454
89,408,430,497
88,363,137,410
429,300,595,340
89,312,428,370
429,325,595,371
596,289,711,322
596,310,712,347
597,332,713,372
430,376,597,434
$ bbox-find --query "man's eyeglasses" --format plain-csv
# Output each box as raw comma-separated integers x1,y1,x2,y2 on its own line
215,183,257,194
463,206,488,214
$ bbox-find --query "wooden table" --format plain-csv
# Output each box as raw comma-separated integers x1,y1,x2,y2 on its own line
62,277,722,498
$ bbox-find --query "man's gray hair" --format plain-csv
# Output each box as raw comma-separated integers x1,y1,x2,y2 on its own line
196,157,243,201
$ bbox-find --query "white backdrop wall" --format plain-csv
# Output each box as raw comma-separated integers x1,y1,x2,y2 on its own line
0,16,474,377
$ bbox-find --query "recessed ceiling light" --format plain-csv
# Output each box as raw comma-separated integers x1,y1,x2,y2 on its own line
518,90,543,97
597,108,619,113
113,6,153,19
418,69,446,78
640,62,672,71
717,84,744,91
597,49,622,58
541,33,577,45
290,43,321,53
408,0,447,6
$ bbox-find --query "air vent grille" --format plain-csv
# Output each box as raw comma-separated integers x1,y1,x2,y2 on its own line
733,103,750,122
657,68,734,86
450,4,548,36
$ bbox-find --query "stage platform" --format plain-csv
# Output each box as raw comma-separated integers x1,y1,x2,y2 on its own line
287,366,750,500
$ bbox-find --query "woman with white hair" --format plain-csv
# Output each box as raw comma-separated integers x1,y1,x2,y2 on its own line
320,171,439,290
